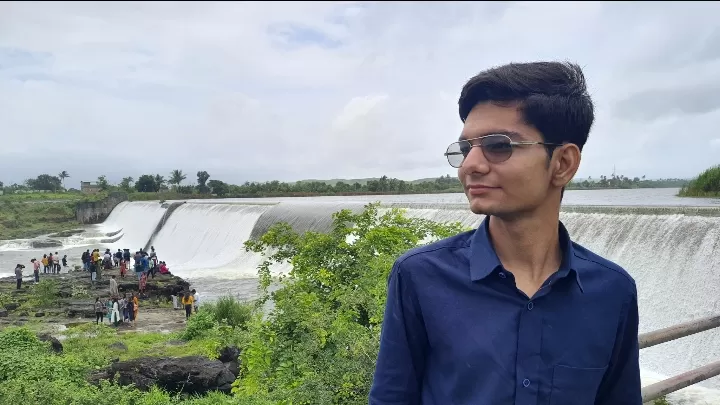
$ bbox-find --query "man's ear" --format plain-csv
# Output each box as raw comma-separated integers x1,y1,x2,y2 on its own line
552,144,581,188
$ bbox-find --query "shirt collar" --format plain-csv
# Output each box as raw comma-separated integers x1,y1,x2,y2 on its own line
469,216,584,292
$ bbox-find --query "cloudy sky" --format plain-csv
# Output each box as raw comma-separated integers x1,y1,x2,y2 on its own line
1,1,719,187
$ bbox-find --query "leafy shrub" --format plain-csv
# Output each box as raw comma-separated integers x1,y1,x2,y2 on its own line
679,165,720,197
202,296,253,329
235,202,467,404
181,310,217,341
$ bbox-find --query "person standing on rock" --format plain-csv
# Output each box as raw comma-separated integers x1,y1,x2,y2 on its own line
53,252,60,273
111,298,121,327
181,292,194,320
192,289,199,313
31,259,40,283
139,271,147,297
94,297,105,324
132,293,139,325
62,255,68,270
14,264,24,289
109,275,119,297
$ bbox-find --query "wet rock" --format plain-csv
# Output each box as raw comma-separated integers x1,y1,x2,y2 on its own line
35,312,45,317
0,310,7,317
108,342,128,351
46,229,84,238
89,356,238,394
30,239,63,249
4,303,19,311
218,346,240,363
38,333,63,353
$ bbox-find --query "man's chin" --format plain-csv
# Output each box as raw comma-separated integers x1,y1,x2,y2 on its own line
467,199,496,216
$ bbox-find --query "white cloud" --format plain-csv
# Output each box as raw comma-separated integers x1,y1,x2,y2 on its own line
1,1,720,186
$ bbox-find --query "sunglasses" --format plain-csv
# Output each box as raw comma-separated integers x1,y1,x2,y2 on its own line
444,134,562,168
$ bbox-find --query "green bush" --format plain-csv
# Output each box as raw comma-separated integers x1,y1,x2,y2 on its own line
234,202,467,404
202,296,253,330
181,310,217,341
679,165,720,197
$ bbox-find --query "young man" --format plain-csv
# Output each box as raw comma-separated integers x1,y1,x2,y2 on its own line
369,62,641,405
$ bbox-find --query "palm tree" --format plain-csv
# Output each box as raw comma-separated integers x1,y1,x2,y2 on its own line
169,169,187,190
58,171,70,190
154,174,166,191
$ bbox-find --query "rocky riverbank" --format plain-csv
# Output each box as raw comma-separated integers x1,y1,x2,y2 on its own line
0,266,192,334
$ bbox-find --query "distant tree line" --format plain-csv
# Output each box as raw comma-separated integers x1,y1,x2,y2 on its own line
1,170,691,198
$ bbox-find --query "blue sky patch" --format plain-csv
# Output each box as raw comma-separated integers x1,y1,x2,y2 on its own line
0,47,54,70
267,23,343,51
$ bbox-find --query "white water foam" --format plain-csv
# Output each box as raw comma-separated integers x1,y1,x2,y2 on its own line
149,203,290,279
100,201,168,250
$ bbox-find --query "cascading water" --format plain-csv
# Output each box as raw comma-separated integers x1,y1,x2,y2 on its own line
100,201,169,250
149,203,279,279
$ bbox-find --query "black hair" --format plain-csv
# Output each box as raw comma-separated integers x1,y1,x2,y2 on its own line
458,61,595,152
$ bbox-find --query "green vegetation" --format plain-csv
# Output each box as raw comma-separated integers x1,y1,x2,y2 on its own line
0,296,258,405
678,165,720,197
0,199,81,240
568,174,688,190
234,203,467,404
3,170,691,203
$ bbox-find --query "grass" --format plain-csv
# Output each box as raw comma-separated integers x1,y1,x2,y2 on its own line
678,165,720,197
0,191,107,202
0,200,81,240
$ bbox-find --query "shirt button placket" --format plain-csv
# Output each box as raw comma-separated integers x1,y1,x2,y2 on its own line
515,299,541,405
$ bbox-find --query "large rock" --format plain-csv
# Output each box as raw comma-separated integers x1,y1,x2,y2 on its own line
37,333,63,353
90,355,237,394
30,239,63,249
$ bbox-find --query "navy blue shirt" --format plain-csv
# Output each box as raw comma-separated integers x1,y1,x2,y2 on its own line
369,217,641,405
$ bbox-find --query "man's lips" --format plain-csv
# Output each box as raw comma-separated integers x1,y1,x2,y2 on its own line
466,185,500,195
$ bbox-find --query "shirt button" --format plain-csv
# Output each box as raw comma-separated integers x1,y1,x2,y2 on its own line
527,301,534,311
498,272,506,279
523,379,530,387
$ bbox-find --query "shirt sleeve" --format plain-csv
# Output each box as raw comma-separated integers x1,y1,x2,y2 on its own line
369,260,429,405
595,286,642,405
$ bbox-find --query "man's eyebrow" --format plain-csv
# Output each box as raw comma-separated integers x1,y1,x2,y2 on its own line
459,130,525,142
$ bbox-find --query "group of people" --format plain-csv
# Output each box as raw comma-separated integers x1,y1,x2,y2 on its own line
13,251,69,288
38,252,67,274
94,291,139,327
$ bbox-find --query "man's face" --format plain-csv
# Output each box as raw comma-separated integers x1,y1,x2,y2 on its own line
456,102,555,218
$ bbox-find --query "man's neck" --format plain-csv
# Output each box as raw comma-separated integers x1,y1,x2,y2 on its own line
488,207,563,289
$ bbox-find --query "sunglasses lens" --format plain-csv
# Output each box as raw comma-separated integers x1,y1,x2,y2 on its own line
446,141,469,168
481,136,513,163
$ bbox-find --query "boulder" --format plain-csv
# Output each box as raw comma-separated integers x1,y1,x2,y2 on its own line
37,333,63,353
89,356,237,395
218,346,240,363
108,342,128,352
64,300,95,318
4,302,19,311
0,310,7,317
30,239,63,249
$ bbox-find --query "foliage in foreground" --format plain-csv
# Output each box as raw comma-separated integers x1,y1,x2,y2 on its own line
678,165,720,197
235,203,467,404
0,304,255,405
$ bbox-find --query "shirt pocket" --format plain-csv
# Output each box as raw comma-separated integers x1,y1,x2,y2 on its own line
549,364,607,405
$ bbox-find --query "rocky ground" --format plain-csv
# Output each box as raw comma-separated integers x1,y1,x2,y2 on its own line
0,266,192,334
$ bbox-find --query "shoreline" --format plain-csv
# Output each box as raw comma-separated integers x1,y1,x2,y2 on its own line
0,265,191,335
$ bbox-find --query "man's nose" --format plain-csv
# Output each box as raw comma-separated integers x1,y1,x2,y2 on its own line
461,145,491,174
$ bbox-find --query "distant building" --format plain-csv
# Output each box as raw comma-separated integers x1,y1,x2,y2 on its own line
81,181,101,194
